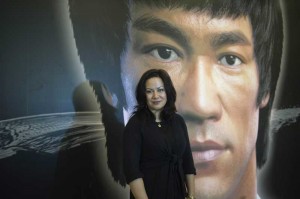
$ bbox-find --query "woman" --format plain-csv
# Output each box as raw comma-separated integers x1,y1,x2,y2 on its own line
123,69,196,199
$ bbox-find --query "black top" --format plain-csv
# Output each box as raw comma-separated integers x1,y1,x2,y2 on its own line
123,113,196,199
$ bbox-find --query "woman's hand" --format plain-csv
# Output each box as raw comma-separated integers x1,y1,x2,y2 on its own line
129,178,149,199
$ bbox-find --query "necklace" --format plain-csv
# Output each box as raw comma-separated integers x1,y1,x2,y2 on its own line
155,120,162,127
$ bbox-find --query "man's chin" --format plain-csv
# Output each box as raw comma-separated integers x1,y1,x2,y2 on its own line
194,175,229,199
195,187,225,199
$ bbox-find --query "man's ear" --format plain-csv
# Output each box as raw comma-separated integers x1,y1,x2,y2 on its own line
259,93,270,108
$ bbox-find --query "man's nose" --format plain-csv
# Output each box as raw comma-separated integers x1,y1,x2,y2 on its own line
177,57,222,121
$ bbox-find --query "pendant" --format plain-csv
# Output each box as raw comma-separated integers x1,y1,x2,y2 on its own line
158,123,161,127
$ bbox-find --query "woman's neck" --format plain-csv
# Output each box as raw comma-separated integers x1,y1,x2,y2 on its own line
151,110,161,122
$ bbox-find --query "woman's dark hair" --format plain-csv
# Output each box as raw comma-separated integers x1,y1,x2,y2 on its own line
133,69,177,120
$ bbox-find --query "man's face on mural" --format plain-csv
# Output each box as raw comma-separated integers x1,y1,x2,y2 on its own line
120,4,269,198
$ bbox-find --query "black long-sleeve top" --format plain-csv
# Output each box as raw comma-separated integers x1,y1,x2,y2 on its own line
123,113,196,199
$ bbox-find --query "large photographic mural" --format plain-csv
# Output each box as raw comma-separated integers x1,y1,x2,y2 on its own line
0,0,299,199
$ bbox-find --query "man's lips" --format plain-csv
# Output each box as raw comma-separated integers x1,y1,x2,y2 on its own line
191,140,226,163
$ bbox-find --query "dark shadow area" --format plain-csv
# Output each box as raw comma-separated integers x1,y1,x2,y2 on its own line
0,151,56,199
51,81,126,199
260,1,300,198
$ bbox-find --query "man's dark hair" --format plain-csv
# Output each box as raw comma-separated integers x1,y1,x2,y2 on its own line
134,69,177,121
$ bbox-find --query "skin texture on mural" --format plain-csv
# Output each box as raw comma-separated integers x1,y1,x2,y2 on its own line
121,5,268,199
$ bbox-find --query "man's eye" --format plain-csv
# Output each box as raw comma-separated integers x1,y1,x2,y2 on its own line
218,55,242,67
149,46,179,62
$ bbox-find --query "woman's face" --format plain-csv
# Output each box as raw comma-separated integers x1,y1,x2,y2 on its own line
145,77,167,117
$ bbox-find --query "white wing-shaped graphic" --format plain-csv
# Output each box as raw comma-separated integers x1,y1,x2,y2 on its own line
0,112,105,159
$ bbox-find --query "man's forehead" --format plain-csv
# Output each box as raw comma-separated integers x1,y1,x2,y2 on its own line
128,3,251,28
128,4,253,45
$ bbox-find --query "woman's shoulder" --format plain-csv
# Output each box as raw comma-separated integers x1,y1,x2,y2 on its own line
171,113,185,123
124,114,142,135
126,112,147,127
170,114,188,133
126,114,140,125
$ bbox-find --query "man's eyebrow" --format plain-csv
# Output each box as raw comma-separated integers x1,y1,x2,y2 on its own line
210,31,251,49
132,15,192,53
